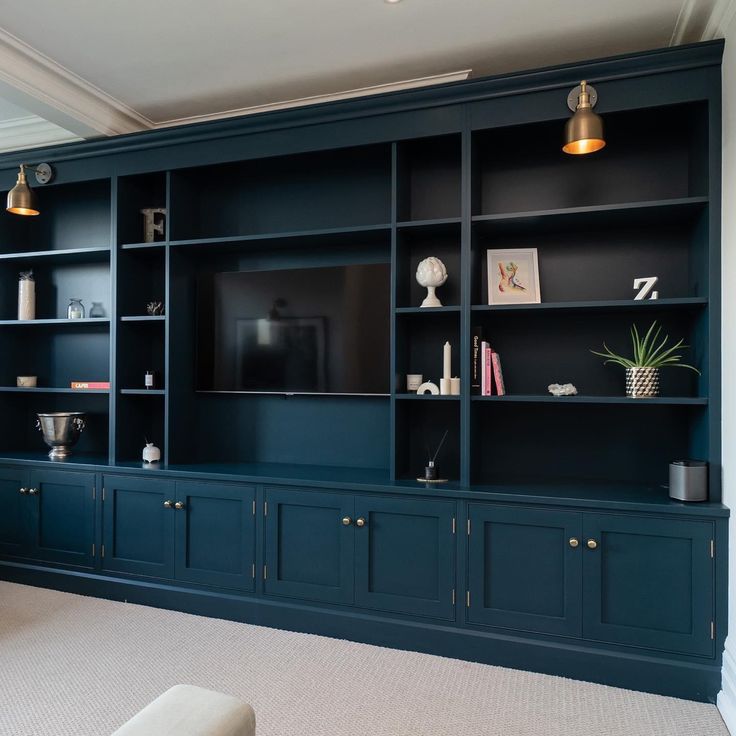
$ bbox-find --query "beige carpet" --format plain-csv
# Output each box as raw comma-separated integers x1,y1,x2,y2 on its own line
0,581,728,736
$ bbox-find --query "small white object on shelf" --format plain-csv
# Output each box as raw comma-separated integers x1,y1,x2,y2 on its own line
633,276,659,300
406,374,423,392
417,381,440,395
16,376,37,387
142,441,161,463
443,341,451,379
440,378,451,395
18,270,35,320
416,257,447,308
450,377,460,395
548,383,578,396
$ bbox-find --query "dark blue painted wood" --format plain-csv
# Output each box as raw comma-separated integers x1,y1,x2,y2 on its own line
0,467,30,557
467,505,583,636
29,469,95,568
582,515,714,656
354,495,455,620
264,487,354,604
175,481,255,591
102,474,175,578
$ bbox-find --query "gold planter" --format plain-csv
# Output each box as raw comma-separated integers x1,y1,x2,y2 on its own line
625,367,660,398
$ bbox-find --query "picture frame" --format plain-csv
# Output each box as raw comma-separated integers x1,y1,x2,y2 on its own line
486,248,541,305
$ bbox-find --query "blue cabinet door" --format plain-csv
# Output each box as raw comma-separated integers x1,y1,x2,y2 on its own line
29,469,96,568
0,468,31,558
582,515,714,656
102,475,175,579
354,496,456,620
467,505,583,636
264,488,354,605
175,481,256,591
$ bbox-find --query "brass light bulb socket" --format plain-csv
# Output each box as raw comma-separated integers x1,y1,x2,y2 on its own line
563,81,605,155
6,162,53,216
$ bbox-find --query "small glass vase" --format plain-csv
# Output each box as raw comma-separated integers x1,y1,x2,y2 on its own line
67,298,85,320
89,301,105,318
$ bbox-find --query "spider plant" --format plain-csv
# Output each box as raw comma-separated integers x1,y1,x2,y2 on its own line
591,321,700,373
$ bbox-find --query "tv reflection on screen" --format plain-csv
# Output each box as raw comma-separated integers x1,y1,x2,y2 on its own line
236,316,327,392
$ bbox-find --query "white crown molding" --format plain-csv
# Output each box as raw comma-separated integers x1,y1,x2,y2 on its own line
0,114,81,153
0,26,153,137
701,0,736,39
670,0,700,45
153,70,472,129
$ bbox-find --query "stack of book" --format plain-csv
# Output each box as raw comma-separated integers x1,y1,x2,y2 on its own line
471,327,505,396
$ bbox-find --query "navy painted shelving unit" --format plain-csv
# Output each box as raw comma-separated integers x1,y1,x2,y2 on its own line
0,41,727,702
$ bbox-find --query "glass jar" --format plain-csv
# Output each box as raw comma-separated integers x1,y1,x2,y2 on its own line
67,298,85,320
89,301,105,318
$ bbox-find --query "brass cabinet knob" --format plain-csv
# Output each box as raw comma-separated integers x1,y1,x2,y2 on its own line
569,537,579,548
19,487,28,494
163,500,174,508
342,516,352,526
587,539,598,550
356,517,366,527
174,501,185,510
28,488,39,496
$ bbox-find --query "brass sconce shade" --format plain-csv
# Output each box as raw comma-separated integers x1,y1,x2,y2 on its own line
563,81,605,155
6,163,54,216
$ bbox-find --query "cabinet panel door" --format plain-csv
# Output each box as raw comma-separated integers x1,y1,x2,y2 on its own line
582,515,713,656
264,488,354,605
175,481,255,591
29,469,95,568
102,475,175,578
0,468,31,557
467,505,583,636
354,496,455,620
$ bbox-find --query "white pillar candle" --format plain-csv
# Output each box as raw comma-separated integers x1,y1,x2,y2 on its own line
443,341,451,380
18,274,35,321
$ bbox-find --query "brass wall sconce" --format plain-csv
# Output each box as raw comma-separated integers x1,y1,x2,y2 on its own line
563,81,605,155
6,163,55,216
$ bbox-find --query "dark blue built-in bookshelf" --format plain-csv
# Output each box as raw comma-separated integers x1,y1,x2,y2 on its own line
0,41,726,701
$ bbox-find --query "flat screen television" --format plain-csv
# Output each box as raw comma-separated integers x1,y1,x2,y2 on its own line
197,262,391,395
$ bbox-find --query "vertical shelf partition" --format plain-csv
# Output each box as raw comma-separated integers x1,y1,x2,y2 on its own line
115,172,168,464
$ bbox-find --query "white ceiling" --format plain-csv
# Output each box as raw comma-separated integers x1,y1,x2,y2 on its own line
0,0,731,148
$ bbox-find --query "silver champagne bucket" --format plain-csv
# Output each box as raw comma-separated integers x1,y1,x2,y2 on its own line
36,412,87,459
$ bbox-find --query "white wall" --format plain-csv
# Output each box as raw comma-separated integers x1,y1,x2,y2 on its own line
719,16,736,733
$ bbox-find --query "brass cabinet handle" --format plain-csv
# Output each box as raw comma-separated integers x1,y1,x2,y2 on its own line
355,517,366,527
342,516,352,526
163,500,174,508
28,488,39,496
587,539,598,550
174,501,185,510
19,487,28,494
569,537,579,548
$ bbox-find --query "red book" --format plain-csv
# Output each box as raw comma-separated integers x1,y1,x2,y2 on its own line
491,353,506,396
483,344,492,396
70,381,110,389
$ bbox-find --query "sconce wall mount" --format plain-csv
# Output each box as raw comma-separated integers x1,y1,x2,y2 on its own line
562,80,606,155
6,163,55,216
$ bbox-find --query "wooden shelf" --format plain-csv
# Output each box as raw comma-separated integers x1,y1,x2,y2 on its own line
397,217,461,230
0,318,110,326
0,386,109,394
0,246,110,263
169,223,391,249
120,389,165,395
121,241,167,250
395,306,461,314
120,315,166,322
471,297,708,313
471,394,708,405
472,196,708,233
395,394,460,400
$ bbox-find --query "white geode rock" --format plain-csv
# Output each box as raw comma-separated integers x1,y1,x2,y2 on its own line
548,383,578,397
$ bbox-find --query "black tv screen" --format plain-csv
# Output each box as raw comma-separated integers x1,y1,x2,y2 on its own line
197,262,391,395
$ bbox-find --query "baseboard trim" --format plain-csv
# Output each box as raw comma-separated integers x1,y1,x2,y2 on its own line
0,561,722,703
718,640,736,733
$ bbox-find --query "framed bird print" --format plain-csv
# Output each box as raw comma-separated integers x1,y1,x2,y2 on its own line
487,248,541,305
